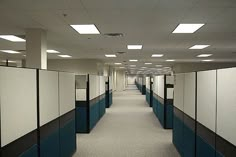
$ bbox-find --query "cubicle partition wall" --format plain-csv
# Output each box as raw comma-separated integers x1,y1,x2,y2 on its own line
75,74,106,133
105,76,113,108
0,67,76,157
145,76,151,106
173,68,236,157
173,72,196,157
99,76,106,118
153,75,174,129
58,72,76,157
0,67,38,157
142,76,146,95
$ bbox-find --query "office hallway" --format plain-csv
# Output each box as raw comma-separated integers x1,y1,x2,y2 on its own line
74,86,180,157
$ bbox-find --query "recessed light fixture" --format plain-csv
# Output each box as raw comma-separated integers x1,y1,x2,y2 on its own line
152,54,164,57
141,67,147,68
190,45,210,49
155,65,162,67
70,24,100,34
129,59,138,62
202,59,213,62
119,67,125,68
0,35,25,42
130,65,136,67
58,55,72,58
114,63,122,65
127,45,142,50
145,63,152,65
105,54,117,57
172,24,204,33
197,54,212,57
166,59,175,62
0,50,21,54
47,50,60,53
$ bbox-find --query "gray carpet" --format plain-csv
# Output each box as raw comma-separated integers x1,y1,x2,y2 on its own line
73,88,180,157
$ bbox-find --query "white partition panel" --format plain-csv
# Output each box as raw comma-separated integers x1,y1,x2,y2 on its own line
184,72,196,119
153,76,158,94
0,67,37,147
146,77,150,90
166,76,174,84
99,76,105,95
167,88,174,99
109,76,112,90
76,89,86,101
197,70,216,132
59,72,75,116
89,75,100,100
39,70,59,126
174,74,184,111
157,75,165,98
217,68,236,145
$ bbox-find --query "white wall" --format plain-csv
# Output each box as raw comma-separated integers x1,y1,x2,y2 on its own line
127,75,137,85
116,69,125,91
48,59,104,75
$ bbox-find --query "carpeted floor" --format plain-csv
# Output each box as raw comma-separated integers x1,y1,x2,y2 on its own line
74,86,180,157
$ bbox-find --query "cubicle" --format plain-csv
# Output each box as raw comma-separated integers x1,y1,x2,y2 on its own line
173,68,236,157
152,75,174,129
0,66,76,157
135,76,146,95
105,76,113,108
75,74,106,133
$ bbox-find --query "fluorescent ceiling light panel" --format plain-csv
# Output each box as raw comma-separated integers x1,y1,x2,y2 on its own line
129,59,138,62
119,67,125,68
0,35,25,42
152,54,164,57
0,50,21,54
47,50,60,53
141,67,147,68
105,54,116,57
130,65,136,67
197,54,212,57
127,45,142,49
172,24,204,33
58,55,72,58
115,63,122,65
70,24,100,34
190,45,210,49
166,59,175,62
145,63,152,65
202,59,213,62
155,65,162,67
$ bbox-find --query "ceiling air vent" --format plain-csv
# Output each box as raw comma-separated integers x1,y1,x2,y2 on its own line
104,33,124,37
117,51,126,55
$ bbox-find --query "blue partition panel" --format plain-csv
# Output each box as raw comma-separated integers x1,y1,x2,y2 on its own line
142,85,146,95
99,95,106,118
150,90,153,107
146,90,150,106
20,144,38,157
40,120,60,157
196,123,216,157
60,110,76,157
75,101,88,133
173,107,184,156
89,98,100,130
165,103,173,129
183,115,195,157
109,91,113,107
1,130,38,157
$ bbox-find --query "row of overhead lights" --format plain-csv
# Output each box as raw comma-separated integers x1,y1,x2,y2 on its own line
0,35,71,58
